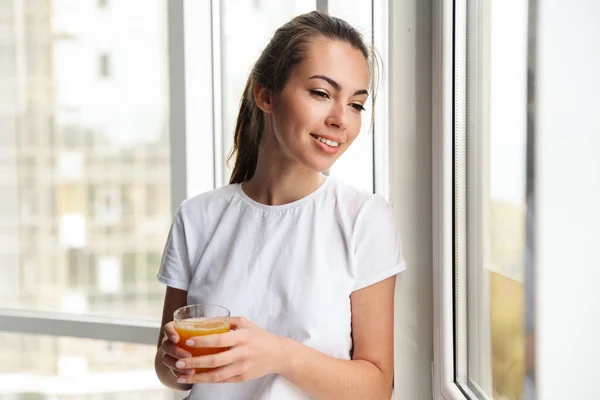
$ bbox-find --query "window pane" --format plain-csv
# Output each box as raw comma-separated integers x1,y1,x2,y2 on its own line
486,1,528,397
0,332,170,399
0,1,172,320
458,0,529,398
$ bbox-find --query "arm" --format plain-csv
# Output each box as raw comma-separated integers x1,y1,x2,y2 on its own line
154,286,194,391
278,276,396,400
174,277,396,399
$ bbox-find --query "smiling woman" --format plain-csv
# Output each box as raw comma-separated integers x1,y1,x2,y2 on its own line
227,20,374,186
154,10,405,400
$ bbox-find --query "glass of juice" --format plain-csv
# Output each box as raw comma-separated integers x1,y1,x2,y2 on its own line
173,304,231,373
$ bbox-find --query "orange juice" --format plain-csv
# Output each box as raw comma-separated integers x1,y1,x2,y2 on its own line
174,318,231,373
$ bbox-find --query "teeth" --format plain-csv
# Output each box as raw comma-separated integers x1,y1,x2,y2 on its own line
314,135,340,147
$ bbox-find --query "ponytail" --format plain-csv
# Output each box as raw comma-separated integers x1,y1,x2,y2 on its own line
228,74,264,184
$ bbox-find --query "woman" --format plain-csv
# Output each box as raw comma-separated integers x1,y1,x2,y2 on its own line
154,11,406,400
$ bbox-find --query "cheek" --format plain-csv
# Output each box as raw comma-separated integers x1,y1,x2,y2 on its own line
270,108,293,140
273,101,316,138
346,116,364,143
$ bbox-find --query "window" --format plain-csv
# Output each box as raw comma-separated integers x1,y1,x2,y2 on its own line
440,0,529,399
0,333,170,400
3,0,172,318
2,1,388,398
0,1,174,397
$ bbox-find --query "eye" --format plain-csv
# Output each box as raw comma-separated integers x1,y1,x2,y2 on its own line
350,103,366,112
309,89,330,99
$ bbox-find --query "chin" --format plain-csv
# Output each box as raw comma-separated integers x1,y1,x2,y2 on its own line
305,159,336,174
295,150,338,173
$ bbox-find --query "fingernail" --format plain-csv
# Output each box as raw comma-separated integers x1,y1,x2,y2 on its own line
186,339,195,346
177,377,187,384
175,361,185,369
170,335,178,342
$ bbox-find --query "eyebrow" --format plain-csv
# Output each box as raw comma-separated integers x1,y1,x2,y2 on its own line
309,75,369,96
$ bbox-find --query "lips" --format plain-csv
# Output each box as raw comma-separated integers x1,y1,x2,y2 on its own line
311,134,339,147
310,133,341,155
312,133,344,144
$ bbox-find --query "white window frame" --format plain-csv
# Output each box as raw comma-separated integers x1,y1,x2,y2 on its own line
182,0,217,196
373,0,391,199
453,0,493,398
433,0,531,399
0,308,158,345
432,0,473,398
208,0,225,188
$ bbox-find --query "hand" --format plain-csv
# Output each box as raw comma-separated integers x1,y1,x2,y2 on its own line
173,317,286,384
159,321,196,378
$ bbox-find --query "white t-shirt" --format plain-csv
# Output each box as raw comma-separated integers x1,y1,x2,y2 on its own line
157,176,406,399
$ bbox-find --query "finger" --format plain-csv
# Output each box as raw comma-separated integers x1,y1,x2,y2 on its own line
177,346,245,370
161,339,192,359
162,321,179,344
186,330,244,348
178,363,242,384
228,316,253,330
161,353,196,376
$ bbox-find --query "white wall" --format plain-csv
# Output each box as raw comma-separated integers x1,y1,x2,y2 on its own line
390,0,434,398
534,0,600,398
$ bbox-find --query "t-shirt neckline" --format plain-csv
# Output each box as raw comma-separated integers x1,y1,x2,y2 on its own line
235,176,332,212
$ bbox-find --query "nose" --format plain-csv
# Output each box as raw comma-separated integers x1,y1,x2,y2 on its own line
325,102,348,130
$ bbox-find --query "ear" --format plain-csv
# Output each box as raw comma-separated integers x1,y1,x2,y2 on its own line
253,83,273,113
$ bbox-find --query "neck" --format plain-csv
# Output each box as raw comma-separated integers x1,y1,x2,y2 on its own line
241,135,325,206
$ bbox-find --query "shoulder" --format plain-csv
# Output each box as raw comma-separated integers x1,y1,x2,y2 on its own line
326,177,394,222
177,184,239,222
326,177,372,211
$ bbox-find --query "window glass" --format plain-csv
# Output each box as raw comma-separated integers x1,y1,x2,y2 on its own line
0,333,170,400
457,0,529,398
0,0,172,320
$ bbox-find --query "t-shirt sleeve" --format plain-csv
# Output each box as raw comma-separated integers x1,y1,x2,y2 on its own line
156,205,193,291
352,194,407,291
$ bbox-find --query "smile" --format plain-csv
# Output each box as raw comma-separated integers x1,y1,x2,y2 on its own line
310,134,340,147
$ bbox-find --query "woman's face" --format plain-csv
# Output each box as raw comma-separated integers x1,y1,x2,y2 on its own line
264,37,370,173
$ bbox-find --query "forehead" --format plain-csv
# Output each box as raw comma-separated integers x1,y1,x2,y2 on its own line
292,37,370,90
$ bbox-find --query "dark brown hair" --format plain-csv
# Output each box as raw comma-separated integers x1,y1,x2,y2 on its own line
228,11,380,184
